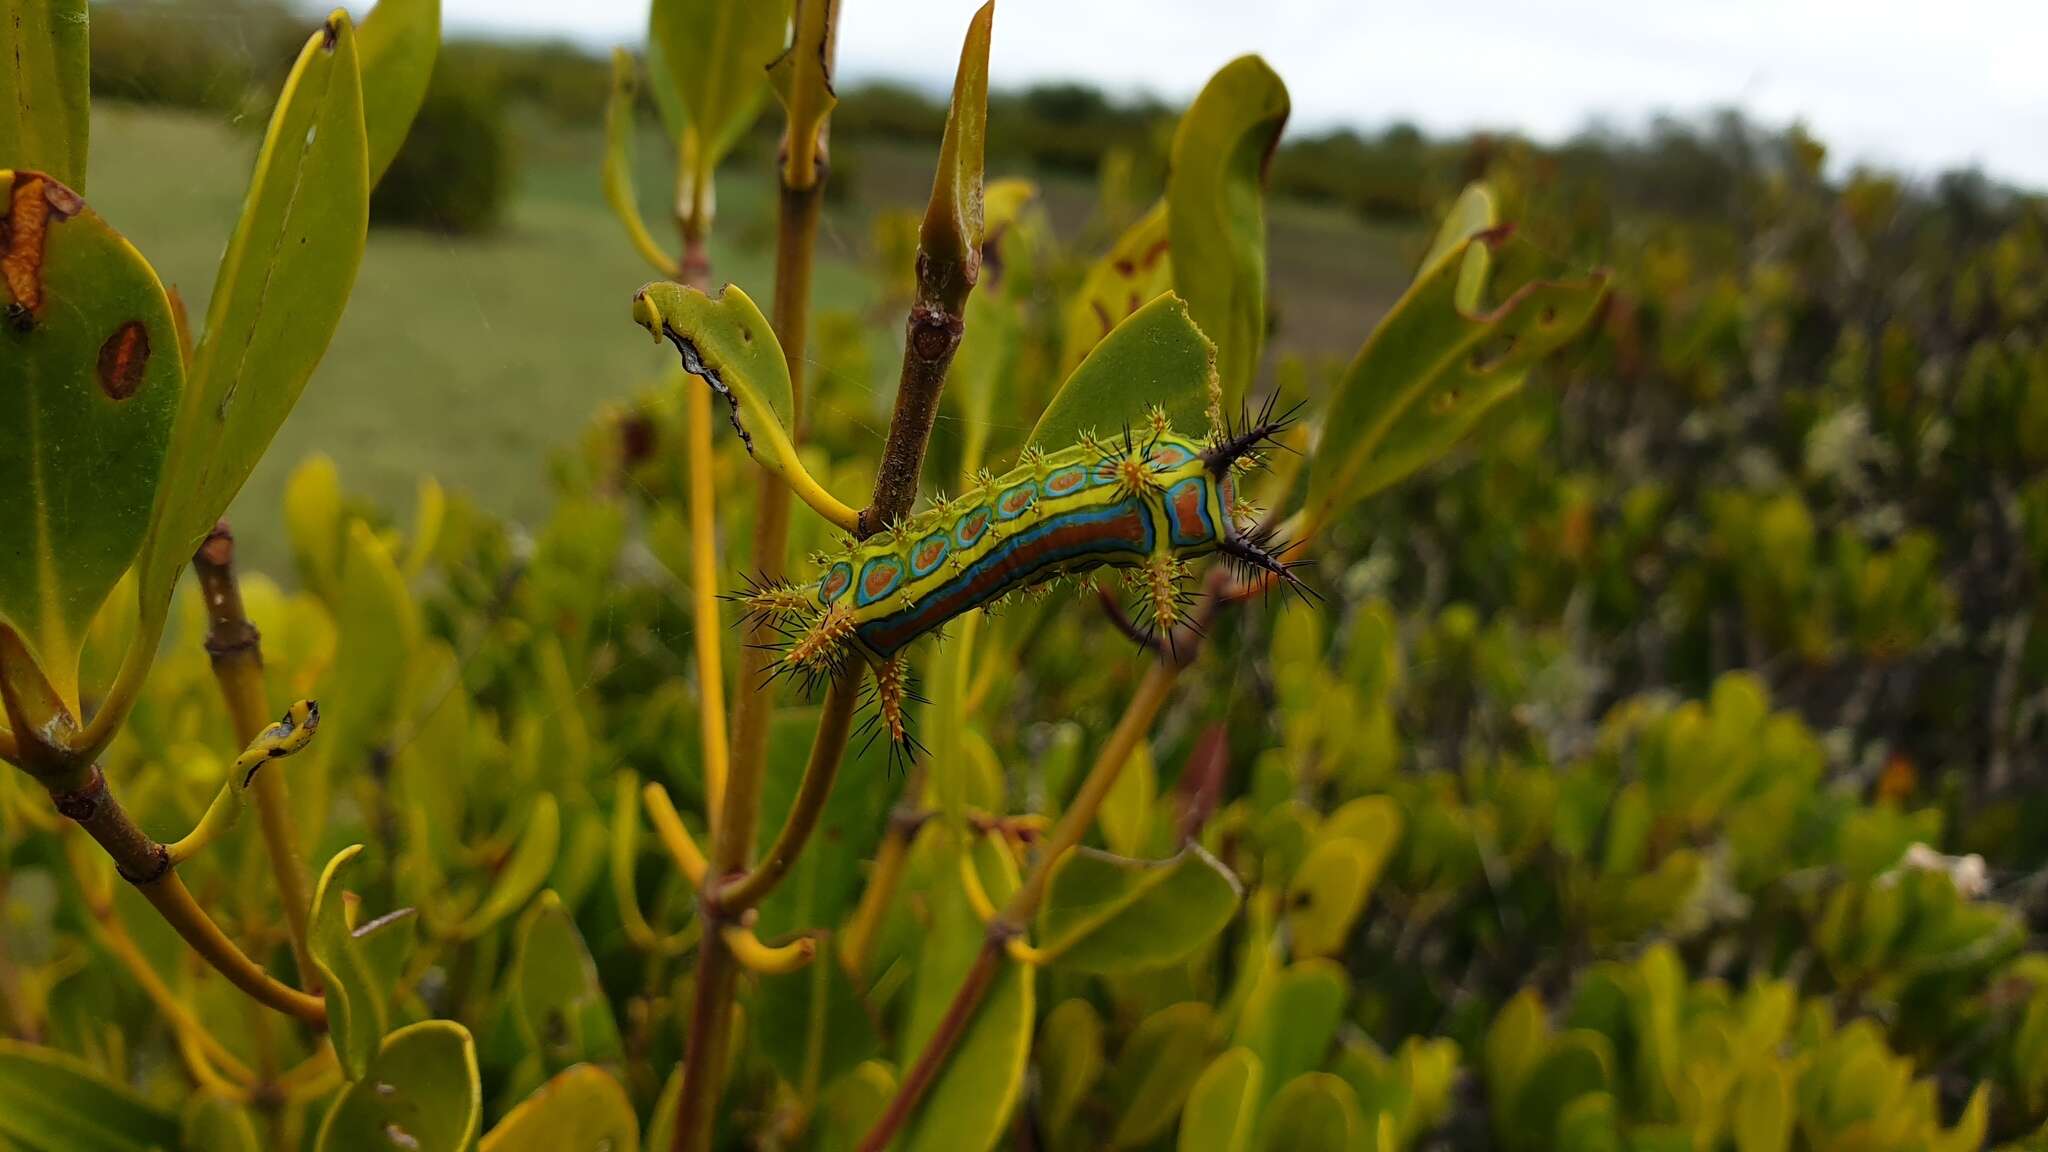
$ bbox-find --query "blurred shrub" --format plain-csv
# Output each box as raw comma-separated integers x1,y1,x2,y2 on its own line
370,53,513,234
88,0,301,112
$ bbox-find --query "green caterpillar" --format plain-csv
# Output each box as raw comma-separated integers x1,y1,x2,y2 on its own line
734,403,1302,748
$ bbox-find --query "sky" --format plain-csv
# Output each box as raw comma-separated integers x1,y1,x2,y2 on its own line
431,0,2048,190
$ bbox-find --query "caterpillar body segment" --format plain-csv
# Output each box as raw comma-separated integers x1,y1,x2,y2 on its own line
735,413,1302,752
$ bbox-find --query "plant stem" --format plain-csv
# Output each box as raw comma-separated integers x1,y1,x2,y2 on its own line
672,18,838,1148
717,667,856,913
192,523,316,994
858,610,1208,1152
841,782,927,979
683,379,732,818
727,176,825,883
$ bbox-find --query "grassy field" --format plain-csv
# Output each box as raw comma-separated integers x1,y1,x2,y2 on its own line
84,102,1421,576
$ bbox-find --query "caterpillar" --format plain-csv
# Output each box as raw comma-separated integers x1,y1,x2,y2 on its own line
733,401,1304,752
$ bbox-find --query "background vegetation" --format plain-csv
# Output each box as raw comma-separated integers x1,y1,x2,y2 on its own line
3,1,2046,1150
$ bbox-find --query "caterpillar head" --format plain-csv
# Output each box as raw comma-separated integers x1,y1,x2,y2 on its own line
1202,395,1314,598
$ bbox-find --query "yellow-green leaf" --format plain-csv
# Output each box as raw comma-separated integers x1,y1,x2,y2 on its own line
358,0,439,186
817,1062,894,1152
178,1095,260,1152
1233,960,1347,1109
916,1,993,303
479,1064,638,1152
1028,293,1218,454
648,0,789,206
314,1021,481,1152
514,891,624,1071
302,520,417,843
1304,188,1608,534
1038,999,1104,1135
0,1040,178,1152
1732,1066,1792,1152
455,793,561,939
1167,55,1288,417
900,959,1033,1152
283,454,344,603
0,0,89,189
1258,1073,1359,1152
1096,737,1156,859
309,844,390,1081
1179,1047,1263,1152
1062,199,1173,373
633,283,857,527
1036,844,1241,973
602,50,675,276
1284,838,1375,959
141,10,368,619
1108,1002,1219,1148
0,171,181,709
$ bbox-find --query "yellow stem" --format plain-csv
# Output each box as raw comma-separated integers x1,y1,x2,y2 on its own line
684,381,732,823
722,926,816,975
141,874,327,1028
1003,660,1181,924
643,782,709,888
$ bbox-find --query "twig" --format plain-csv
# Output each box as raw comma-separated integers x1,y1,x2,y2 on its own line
193,522,317,994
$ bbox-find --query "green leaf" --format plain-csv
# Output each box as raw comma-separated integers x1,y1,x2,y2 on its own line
178,1095,260,1152
0,171,182,708
514,891,624,1071
1179,1048,1263,1152
1062,200,1174,373
633,283,847,522
1510,1031,1612,1151
916,1,994,303
1028,293,1217,453
283,454,345,603
1097,737,1156,858
1258,1073,1359,1152
314,1021,482,1152
302,520,417,843
309,844,390,1081
140,11,368,620
648,0,789,222
1733,1066,1793,1152
357,0,439,186
1167,55,1288,417
0,0,89,189
354,905,418,996
1036,844,1241,973
1418,184,1497,309
602,49,675,276
754,708,897,938
1553,1092,1622,1152
1038,999,1105,1135
479,1064,638,1152
0,1040,178,1152
817,1062,895,1152
765,0,836,189
1304,192,1608,533
456,793,561,939
1233,960,1347,1110
900,960,1033,1152
1483,990,1549,1120
752,941,878,1092
644,1066,682,1152
1107,1002,1219,1148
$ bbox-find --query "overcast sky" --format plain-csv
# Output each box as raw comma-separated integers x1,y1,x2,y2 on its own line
431,0,2046,190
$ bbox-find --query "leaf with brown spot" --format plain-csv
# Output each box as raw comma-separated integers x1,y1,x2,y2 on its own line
0,169,182,709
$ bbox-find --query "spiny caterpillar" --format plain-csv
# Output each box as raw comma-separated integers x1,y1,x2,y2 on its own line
734,401,1305,754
